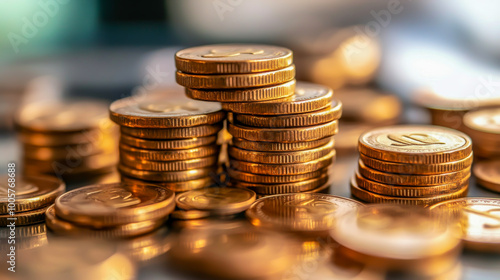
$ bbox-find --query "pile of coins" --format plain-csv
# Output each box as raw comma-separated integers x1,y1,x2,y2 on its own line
15,99,118,180
0,175,65,226
351,125,472,206
46,183,175,238
109,90,225,192
175,44,341,196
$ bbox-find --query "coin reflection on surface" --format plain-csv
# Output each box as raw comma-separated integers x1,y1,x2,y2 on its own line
0,223,48,251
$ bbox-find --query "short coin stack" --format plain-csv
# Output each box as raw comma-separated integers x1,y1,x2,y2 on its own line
351,125,472,206
175,44,341,196
46,182,175,238
109,90,225,192
15,99,119,180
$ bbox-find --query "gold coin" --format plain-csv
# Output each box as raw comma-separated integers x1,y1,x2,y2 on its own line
23,152,118,175
358,160,471,186
118,164,216,182
350,177,468,206
55,183,175,227
45,205,164,238
233,173,329,195
18,125,119,146
474,160,500,193
170,210,211,220
228,140,333,164
355,171,470,198
246,193,363,235
331,204,461,275
109,92,225,128
120,134,216,150
175,44,293,74
231,136,333,152
463,108,500,135
14,99,110,133
230,150,335,175
23,138,115,161
121,175,214,192
230,101,341,128
0,204,49,226
120,154,218,171
176,65,295,89
429,198,500,252
358,125,472,164
228,121,338,142
227,167,327,184
119,143,220,161
185,80,295,102
222,82,332,115
120,123,222,139
359,153,473,175
176,187,256,215
0,175,64,213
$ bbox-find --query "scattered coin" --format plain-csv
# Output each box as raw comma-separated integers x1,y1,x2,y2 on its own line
473,160,500,193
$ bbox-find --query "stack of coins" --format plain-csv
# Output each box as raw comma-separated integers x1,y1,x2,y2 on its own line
0,175,65,226
46,183,175,238
15,99,119,180
109,90,225,192
351,125,472,206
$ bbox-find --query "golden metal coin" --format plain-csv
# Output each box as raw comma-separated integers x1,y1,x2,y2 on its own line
18,125,119,146
118,164,215,182
474,160,500,193
331,204,461,275
120,134,216,150
45,205,164,238
230,150,335,175
222,82,332,115
120,123,222,139
230,101,341,128
228,140,333,164
119,143,219,161
170,210,211,220
0,175,64,213
358,160,471,186
23,138,115,161
185,80,295,102
175,44,293,74
227,167,327,184
176,65,295,89
463,108,500,135
120,154,218,171
176,187,256,215
121,175,214,192
23,152,119,175
430,198,500,252
0,204,49,226
358,125,472,164
231,136,333,152
228,121,338,142
246,193,363,235
350,177,468,206
55,183,175,227
109,92,225,128
355,171,470,198
359,153,473,175
233,173,329,195
14,99,110,133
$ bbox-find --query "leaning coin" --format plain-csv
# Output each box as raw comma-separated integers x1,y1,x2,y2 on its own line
176,187,256,215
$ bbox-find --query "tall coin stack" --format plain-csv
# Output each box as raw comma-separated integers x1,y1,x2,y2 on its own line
110,90,225,192
175,45,341,196
351,125,472,206
15,99,118,180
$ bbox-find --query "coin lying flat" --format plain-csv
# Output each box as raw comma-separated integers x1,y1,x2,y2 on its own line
175,44,293,74
246,193,363,236
18,126,119,146
118,164,216,182
358,125,472,164
473,160,500,193
23,152,119,175
176,187,256,215
463,108,500,136
0,205,50,226
429,198,500,252
120,154,218,171
120,134,217,150
23,141,113,161
45,205,165,238
222,82,333,115
231,136,333,152
227,167,326,184
119,143,219,161
55,183,175,227
176,65,295,89
0,175,65,213
120,123,222,139
110,92,225,128
170,210,211,220
121,175,214,192
233,173,329,195
185,80,295,102
228,121,338,142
